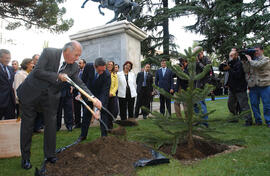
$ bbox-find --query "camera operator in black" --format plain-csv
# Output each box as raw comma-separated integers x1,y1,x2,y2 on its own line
221,50,253,126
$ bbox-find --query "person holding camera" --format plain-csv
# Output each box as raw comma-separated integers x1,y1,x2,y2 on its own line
242,45,270,127
221,50,253,126
193,46,212,127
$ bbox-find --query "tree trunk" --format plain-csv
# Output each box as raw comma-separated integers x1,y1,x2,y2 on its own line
162,0,170,58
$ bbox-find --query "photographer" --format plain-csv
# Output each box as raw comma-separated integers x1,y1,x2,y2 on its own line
242,45,270,127
193,46,212,127
220,50,252,126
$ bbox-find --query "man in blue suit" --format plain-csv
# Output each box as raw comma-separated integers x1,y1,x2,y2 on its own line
77,57,111,141
0,49,15,120
155,59,174,115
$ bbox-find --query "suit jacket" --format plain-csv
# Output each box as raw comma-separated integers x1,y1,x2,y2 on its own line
81,63,111,106
155,67,174,92
17,48,92,105
0,65,15,108
136,71,153,94
117,71,137,98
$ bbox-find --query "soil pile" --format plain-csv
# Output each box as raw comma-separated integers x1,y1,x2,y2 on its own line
160,138,229,160
46,136,152,176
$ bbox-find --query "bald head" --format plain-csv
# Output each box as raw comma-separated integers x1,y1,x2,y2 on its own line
63,41,82,64
229,50,238,60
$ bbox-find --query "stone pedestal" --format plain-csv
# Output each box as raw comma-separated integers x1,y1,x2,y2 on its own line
70,20,147,73
0,119,21,158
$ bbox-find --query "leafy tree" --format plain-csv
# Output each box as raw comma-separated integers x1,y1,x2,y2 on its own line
168,0,270,58
0,0,73,33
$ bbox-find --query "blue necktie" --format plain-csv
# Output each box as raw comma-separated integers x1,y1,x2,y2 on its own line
79,69,83,79
94,72,99,81
143,72,147,86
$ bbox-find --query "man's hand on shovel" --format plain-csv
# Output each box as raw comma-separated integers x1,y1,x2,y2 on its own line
92,98,102,110
75,95,100,120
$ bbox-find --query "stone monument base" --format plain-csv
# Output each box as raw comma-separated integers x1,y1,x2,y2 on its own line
70,20,147,73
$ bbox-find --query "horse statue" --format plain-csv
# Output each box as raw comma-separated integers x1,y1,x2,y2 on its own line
81,0,141,24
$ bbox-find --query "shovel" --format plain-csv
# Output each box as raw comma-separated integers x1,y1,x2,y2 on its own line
75,96,109,131
65,75,137,126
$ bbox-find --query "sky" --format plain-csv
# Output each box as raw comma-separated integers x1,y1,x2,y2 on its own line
0,1,204,64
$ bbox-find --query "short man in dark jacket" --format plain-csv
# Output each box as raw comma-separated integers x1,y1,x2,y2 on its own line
221,50,252,126
135,64,153,119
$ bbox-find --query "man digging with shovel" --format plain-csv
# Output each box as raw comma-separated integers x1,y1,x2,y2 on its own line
17,41,102,170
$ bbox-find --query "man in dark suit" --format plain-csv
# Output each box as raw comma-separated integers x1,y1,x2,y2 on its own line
155,59,174,115
77,57,111,141
56,83,74,131
0,49,15,120
17,41,102,170
135,64,153,119
73,58,86,128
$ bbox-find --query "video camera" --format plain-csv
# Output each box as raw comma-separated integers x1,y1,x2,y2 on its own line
238,48,256,61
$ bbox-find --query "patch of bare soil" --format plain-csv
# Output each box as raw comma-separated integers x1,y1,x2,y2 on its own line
159,137,239,162
46,136,152,176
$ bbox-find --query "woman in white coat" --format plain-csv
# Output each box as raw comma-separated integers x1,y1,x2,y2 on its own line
117,61,137,120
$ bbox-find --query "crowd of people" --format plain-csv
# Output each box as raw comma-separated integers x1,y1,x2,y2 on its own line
0,41,269,170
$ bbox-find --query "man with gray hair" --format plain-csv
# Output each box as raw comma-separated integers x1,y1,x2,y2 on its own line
0,49,16,120
17,41,102,169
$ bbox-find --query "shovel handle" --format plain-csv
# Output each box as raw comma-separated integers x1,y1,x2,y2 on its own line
64,75,96,104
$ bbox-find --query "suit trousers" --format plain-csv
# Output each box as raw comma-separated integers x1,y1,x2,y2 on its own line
56,95,73,130
135,87,151,118
118,88,135,120
0,99,15,120
228,90,252,123
159,94,171,115
73,94,82,126
20,91,59,160
81,102,108,137
107,96,119,129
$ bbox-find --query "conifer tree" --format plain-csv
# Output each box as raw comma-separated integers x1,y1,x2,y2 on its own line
141,47,215,152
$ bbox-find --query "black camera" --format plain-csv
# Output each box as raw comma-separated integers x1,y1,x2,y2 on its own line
219,60,233,72
238,48,256,61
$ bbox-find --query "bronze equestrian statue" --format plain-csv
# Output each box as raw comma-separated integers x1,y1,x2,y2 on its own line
81,0,141,24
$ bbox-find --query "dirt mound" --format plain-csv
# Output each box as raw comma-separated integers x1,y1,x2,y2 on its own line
46,136,152,176
159,138,229,160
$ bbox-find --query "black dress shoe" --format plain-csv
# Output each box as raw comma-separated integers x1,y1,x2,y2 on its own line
255,122,262,126
74,124,81,128
67,126,72,132
45,157,58,164
21,159,32,170
77,136,86,142
244,121,253,126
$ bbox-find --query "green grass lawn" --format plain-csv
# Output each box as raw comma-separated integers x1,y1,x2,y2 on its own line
1,98,270,176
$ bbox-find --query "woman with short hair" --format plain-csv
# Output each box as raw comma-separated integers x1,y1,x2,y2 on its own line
117,61,137,120
13,58,34,117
